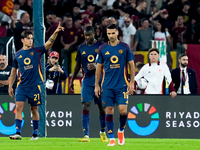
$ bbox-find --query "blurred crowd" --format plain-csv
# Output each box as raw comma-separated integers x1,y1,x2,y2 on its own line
0,0,200,75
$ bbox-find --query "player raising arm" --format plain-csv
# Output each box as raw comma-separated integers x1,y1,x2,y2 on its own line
8,23,64,140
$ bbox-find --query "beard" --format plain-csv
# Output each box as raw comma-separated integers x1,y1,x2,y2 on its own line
181,63,187,68
0,63,5,68
109,38,116,43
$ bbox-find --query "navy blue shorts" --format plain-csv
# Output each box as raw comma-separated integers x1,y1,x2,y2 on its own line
15,85,42,106
81,84,101,105
101,87,128,107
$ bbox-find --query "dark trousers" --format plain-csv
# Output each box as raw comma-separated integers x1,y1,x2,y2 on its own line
61,46,75,75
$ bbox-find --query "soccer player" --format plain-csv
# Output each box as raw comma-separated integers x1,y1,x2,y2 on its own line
134,48,177,98
69,26,107,142
8,23,64,140
95,24,135,146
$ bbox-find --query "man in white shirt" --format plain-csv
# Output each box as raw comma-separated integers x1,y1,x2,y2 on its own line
135,48,177,98
171,54,198,95
122,17,136,49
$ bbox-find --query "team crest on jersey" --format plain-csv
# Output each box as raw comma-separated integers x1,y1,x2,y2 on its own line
82,51,86,55
118,49,123,54
70,32,74,35
105,51,110,55
103,101,106,105
30,52,34,55
95,49,98,53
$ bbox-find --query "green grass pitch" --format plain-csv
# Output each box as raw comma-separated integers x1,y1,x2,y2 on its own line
1,138,200,150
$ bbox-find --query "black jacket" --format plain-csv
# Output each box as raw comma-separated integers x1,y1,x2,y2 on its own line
171,67,198,94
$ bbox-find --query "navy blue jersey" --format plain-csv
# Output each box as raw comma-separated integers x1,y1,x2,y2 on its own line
13,46,46,87
96,41,134,89
76,41,102,86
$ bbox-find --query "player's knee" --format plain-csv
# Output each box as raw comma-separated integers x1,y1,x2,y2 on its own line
119,110,127,115
30,106,38,114
16,104,23,113
82,102,91,111
106,107,114,114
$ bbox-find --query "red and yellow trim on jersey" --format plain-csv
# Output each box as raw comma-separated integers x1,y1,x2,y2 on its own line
101,69,105,88
16,72,21,88
38,65,44,82
37,85,41,93
124,66,129,86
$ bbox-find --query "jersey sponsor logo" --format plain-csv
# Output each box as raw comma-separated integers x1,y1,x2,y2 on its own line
118,49,123,54
18,55,22,58
30,52,34,56
105,51,110,55
24,65,33,70
110,55,120,69
82,51,86,55
110,55,118,64
24,58,33,70
24,58,31,65
95,49,98,53
87,55,94,62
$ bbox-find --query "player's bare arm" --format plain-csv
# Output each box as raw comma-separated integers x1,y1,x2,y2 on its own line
8,68,17,98
128,60,135,95
45,22,64,50
95,63,103,98
69,62,81,91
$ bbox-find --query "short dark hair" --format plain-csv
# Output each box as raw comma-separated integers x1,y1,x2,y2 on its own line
73,3,80,8
101,16,108,22
107,24,118,30
148,48,160,55
177,14,184,19
21,30,33,39
141,18,148,24
183,1,191,6
64,13,72,18
20,12,28,19
84,26,94,33
118,6,125,12
178,53,188,60
137,0,146,6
